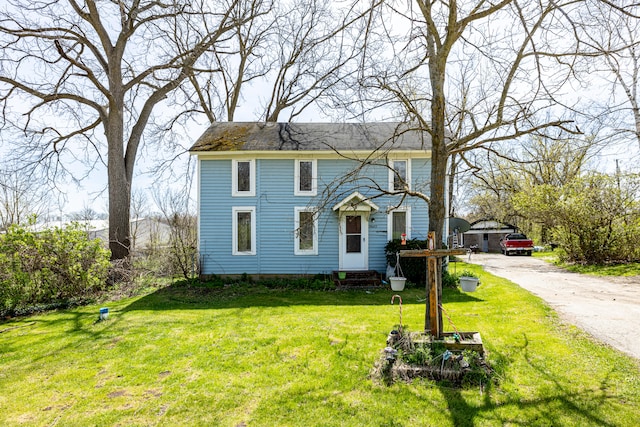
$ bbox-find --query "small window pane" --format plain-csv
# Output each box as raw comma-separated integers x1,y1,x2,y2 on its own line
346,215,361,234
299,161,313,192
392,211,406,240
393,160,407,191
346,235,361,253
346,215,361,253
237,211,252,252
299,211,314,250
237,161,250,192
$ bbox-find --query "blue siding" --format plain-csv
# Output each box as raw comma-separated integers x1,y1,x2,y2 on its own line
199,157,430,275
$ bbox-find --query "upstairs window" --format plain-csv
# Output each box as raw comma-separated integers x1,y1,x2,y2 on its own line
389,159,410,192
295,159,317,196
232,159,255,197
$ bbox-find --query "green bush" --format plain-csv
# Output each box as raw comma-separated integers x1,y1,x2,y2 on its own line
385,239,429,284
385,239,458,286
513,173,640,264
0,221,110,316
442,268,459,289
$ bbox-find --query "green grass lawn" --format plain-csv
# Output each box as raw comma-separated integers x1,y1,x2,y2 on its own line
561,261,640,276
2,264,640,426
533,250,640,276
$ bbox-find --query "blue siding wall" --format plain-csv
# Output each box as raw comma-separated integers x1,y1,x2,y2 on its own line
199,157,430,275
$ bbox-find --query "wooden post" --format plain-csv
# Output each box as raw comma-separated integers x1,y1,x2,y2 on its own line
427,255,440,336
400,244,467,339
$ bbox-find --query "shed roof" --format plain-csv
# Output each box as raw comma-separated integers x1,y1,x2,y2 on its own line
189,122,431,153
464,219,517,235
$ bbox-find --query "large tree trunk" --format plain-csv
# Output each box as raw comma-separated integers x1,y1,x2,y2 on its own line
429,140,447,248
108,157,131,261
105,85,131,261
429,58,448,248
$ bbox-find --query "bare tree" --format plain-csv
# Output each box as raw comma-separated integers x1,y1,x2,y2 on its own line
578,2,640,149
353,1,585,245
130,189,149,252
170,0,276,123
70,205,100,222
261,0,368,122
178,0,370,123
153,187,197,279
0,0,260,261
468,134,601,240
0,164,50,231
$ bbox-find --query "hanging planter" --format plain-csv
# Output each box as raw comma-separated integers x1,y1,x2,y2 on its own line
389,276,407,291
459,275,479,292
389,252,406,291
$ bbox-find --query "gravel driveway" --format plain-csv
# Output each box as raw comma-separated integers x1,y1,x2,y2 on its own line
466,252,640,360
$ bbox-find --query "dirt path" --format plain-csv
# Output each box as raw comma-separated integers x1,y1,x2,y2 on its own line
466,253,640,360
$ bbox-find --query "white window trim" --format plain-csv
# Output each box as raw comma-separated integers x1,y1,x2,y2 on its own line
232,159,256,197
232,206,256,255
294,207,318,255
294,159,317,196
388,159,411,192
387,206,411,241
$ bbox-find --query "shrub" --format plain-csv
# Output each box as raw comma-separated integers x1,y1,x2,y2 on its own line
0,221,110,316
385,239,428,284
442,269,459,289
514,173,640,264
385,239,457,286
131,214,198,280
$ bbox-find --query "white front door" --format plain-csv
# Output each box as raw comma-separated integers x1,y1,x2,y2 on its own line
339,213,368,270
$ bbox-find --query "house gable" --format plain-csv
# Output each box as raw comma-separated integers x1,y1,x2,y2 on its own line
332,192,379,213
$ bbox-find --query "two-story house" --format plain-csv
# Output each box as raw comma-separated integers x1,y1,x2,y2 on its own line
189,122,432,278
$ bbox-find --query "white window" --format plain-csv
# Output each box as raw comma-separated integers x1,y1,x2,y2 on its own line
389,159,410,192
232,159,255,197
387,207,411,241
294,207,318,255
232,206,256,255
294,159,317,196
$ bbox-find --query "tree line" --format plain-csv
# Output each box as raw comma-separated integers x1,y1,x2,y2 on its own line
467,136,640,264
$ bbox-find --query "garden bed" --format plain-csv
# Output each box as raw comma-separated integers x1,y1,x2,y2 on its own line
373,329,491,387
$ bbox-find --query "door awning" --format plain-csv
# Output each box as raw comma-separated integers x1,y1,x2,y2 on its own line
332,191,379,212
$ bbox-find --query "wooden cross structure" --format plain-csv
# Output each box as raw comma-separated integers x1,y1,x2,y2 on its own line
400,232,468,339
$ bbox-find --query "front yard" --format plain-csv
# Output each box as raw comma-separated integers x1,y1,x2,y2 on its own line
1,264,639,426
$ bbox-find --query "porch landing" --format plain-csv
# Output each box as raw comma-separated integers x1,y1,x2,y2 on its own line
333,270,383,290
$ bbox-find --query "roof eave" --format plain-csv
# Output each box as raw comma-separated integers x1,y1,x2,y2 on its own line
190,149,432,159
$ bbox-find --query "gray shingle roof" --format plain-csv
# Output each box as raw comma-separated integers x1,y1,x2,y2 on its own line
189,122,431,152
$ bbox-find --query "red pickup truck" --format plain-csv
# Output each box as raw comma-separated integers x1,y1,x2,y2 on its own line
500,233,534,256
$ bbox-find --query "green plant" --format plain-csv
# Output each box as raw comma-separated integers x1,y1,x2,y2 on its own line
401,342,433,365
385,239,428,284
457,270,478,279
240,272,253,283
441,269,459,288
460,349,492,388
0,220,110,316
429,341,447,356
513,173,640,264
